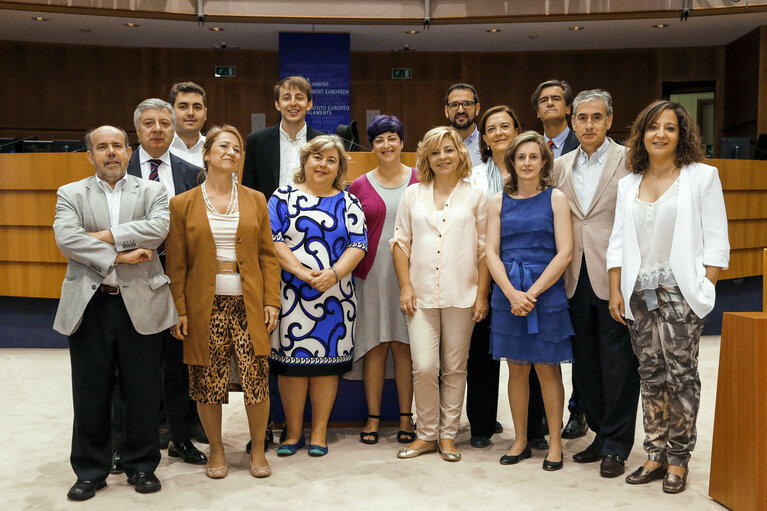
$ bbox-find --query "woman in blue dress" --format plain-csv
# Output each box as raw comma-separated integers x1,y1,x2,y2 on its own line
486,131,574,471
267,135,367,457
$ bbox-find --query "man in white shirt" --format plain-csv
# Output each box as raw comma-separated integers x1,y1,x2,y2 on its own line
532,79,580,158
54,125,176,500
444,83,482,167
169,82,207,168
552,89,639,478
119,98,205,467
242,76,324,198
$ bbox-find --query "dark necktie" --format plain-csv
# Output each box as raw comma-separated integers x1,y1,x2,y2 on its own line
148,158,162,182
147,159,165,257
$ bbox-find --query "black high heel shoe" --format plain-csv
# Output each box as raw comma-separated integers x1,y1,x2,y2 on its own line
397,412,416,444
359,414,380,445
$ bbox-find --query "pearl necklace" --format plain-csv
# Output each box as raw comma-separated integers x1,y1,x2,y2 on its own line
202,180,238,215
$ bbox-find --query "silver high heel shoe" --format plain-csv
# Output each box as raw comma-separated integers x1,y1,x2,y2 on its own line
397,441,438,459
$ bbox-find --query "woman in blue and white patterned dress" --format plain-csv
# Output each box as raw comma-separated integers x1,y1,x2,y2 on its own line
267,134,367,457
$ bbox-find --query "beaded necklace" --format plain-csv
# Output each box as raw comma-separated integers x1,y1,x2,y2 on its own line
201,180,238,215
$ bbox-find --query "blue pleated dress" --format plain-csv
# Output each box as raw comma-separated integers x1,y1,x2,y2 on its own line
490,187,574,365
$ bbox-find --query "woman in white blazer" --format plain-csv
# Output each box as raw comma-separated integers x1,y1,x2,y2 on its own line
605,100,729,494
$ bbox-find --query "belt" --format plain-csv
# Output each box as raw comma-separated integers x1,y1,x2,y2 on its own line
216,260,240,274
98,284,120,295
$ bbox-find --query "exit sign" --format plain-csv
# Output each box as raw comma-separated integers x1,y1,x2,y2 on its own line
392,68,412,79
214,66,236,77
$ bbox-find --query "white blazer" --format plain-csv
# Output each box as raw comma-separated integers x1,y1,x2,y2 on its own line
606,162,729,320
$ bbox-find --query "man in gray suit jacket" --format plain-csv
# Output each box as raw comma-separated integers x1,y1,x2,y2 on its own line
54,125,177,501
552,90,639,478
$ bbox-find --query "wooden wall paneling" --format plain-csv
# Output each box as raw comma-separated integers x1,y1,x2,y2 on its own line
0,226,65,263
0,153,92,190
0,191,57,226
726,219,767,250
760,27,767,136
723,28,760,142
721,248,767,280
0,261,66,298
722,192,767,220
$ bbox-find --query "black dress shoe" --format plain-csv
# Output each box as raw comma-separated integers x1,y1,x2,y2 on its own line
470,436,491,448
494,421,504,434
499,444,532,465
67,480,106,501
127,472,162,494
191,422,209,444
110,451,123,474
542,452,564,471
573,443,603,463
168,440,207,465
529,437,549,450
561,411,588,439
158,426,170,450
662,467,688,494
600,454,626,477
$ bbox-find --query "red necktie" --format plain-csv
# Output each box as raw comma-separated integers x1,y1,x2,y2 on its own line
147,159,165,256
148,159,162,182
547,139,555,148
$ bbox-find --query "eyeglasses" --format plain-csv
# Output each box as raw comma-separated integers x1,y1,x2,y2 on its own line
446,100,476,110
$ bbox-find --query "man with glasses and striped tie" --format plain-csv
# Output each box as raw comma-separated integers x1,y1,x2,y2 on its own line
114,98,205,470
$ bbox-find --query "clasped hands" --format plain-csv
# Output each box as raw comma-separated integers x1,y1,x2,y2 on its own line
300,268,338,293
508,288,536,317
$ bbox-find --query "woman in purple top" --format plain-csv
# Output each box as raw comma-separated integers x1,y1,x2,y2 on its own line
347,115,418,445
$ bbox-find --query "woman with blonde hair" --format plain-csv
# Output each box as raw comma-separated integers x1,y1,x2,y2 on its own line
268,134,367,457
391,126,489,462
166,125,281,479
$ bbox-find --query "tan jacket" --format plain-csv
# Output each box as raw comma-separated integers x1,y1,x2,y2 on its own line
552,139,629,300
166,185,281,365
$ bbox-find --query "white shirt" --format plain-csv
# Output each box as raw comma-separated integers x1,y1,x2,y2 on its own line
572,138,610,212
463,125,483,168
138,147,176,199
170,132,205,168
279,122,307,187
95,173,128,286
633,178,679,292
207,210,242,296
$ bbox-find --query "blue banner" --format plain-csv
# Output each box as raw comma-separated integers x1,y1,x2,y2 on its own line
279,32,351,134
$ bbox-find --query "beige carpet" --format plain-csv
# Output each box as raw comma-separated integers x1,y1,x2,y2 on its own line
0,336,726,510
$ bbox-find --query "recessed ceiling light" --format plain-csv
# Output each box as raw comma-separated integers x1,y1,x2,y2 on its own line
529,35,539,39
405,29,419,35
486,28,501,33
80,28,91,33
568,25,584,31
209,27,224,32
652,23,669,28
31,16,48,22
123,22,139,28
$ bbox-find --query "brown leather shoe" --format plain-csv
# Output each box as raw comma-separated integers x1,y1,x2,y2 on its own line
662,467,688,494
625,462,668,484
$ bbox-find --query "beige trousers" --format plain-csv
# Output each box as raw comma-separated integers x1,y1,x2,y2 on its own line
407,307,475,441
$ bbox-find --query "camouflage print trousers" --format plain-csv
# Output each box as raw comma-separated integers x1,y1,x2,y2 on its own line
628,286,705,467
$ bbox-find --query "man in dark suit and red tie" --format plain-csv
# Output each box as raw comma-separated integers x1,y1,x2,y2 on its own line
115,98,206,468
531,79,588,440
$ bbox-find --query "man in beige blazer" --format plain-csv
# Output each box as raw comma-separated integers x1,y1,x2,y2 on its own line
54,125,177,501
552,90,639,479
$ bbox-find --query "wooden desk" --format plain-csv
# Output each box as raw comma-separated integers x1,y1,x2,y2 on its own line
709,311,767,510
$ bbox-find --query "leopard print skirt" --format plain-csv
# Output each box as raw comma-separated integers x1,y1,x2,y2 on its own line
188,295,269,405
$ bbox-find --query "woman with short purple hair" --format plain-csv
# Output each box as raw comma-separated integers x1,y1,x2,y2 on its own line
347,115,417,445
